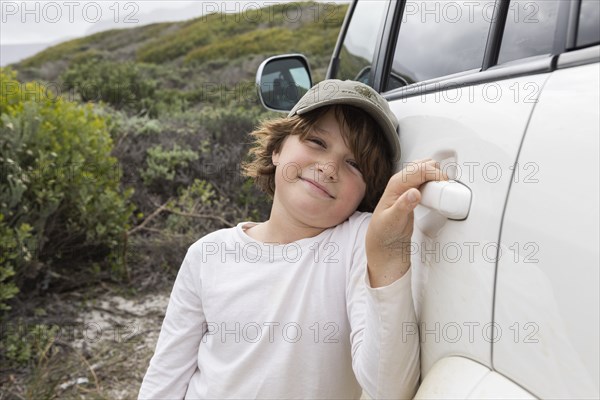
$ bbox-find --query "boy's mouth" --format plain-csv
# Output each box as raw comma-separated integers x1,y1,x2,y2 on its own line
299,177,335,199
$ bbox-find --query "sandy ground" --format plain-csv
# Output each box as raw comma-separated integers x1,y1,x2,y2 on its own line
66,290,171,398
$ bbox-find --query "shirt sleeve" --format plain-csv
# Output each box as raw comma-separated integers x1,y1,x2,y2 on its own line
346,216,420,400
138,247,206,399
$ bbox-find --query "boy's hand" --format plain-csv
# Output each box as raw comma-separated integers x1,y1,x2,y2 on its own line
366,159,448,288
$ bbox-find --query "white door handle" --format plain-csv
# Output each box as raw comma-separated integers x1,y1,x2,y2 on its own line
418,180,472,220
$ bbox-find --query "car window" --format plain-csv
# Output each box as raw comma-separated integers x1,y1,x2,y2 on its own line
577,0,600,48
497,0,561,64
384,0,494,91
335,0,389,85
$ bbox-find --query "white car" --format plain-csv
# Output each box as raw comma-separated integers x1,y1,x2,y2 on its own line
256,0,599,398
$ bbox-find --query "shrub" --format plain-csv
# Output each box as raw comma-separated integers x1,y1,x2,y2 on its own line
141,144,201,187
197,105,264,143
0,68,134,309
61,60,157,116
0,215,26,311
0,321,59,367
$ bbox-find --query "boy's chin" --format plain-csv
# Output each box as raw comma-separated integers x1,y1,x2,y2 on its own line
295,206,354,229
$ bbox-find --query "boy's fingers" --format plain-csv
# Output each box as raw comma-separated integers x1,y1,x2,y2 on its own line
408,158,433,165
378,159,448,210
402,188,421,210
390,188,421,217
390,163,446,189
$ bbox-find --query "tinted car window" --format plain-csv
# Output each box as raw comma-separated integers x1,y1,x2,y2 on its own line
577,0,600,48
497,0,561,64
336,0,388,85
385,0,494,90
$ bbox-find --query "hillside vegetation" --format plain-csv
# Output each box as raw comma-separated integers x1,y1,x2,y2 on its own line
0,2,347,397
17,2,344,80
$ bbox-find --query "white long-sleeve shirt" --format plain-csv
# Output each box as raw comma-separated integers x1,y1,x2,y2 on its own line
139,211,419,399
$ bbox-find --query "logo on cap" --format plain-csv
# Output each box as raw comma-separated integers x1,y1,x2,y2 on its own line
354,85,375,100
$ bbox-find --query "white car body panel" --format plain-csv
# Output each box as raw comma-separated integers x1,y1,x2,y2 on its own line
494,61,600,399
387,73,551,376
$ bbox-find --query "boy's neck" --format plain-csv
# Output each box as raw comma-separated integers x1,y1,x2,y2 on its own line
244,210,327,244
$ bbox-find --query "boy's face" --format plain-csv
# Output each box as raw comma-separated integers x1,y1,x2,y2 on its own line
271,109,367,229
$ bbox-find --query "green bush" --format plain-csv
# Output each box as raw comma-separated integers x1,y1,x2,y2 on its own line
141,144,201,186
0,215,26,311
0,321,59,367
0,68,134,309
197,105,264,142
61,60,157,116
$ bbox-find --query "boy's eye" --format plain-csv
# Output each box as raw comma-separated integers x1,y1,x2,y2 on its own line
307,137,326,147
347,159,360,171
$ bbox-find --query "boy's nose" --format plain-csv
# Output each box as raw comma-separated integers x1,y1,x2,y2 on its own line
317,162,338,182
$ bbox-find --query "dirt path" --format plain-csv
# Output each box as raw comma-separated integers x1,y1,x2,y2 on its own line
0,288,171,399
70,290,171,398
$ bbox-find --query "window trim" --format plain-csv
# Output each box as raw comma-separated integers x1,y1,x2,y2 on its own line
482,0,509,70
557,44,600,69
369,0,395,89
565,0,582,50
383,56,554,101
571,0,600,50
373,0,402,92
553,0,574,55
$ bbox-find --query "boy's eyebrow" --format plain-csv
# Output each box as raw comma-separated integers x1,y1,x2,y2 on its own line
312,125,356,157
313,126,331,135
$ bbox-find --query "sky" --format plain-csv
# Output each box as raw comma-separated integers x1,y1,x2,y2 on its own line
0,0,349,65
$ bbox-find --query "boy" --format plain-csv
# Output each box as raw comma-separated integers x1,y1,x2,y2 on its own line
139,80,446,399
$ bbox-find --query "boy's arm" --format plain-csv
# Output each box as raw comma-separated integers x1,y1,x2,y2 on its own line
347,160,447,399
347,237,419,400
138,250,206,399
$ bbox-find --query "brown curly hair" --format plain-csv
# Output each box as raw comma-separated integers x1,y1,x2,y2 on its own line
242,105,395,212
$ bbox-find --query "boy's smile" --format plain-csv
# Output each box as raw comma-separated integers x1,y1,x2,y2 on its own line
270,109,367,231
299,176,335,199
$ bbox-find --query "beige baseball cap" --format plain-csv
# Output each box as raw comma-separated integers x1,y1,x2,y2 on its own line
288,79,400,163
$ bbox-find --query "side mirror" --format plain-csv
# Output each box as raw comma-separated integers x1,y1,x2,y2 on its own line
256,54,312,112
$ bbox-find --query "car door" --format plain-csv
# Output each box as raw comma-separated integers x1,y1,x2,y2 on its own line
493,49,600,400
328,0,566,391
492,1,600,395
